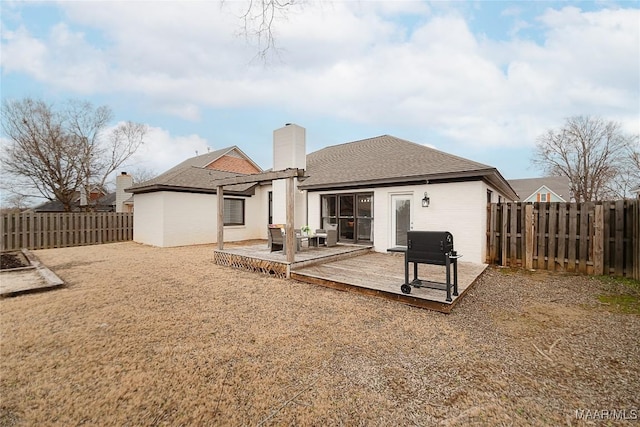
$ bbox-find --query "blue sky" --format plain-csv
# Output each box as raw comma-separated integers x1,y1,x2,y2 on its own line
1,0,639,190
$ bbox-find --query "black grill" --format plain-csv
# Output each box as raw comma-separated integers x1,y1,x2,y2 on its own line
407,231,454,265
398,231,462,301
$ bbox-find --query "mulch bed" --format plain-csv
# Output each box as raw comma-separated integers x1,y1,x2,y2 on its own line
0,252,29,270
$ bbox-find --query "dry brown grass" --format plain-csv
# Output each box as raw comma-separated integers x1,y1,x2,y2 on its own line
1,242,638,426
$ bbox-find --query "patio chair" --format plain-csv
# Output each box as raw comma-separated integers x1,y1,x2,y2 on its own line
294,229,308,250
268,225,284,252
325,228,338,247
316,227,337,247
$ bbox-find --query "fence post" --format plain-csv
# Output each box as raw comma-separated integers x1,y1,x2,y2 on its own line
525,204,534,270
634,200,640,281
501,203,508,266
593,204,604,276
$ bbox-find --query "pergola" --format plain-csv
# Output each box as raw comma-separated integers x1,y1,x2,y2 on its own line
211,168,305,263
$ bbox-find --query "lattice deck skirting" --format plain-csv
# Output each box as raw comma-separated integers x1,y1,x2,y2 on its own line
214,251,289,279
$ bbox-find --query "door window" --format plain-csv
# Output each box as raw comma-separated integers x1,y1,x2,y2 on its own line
391,195,411,247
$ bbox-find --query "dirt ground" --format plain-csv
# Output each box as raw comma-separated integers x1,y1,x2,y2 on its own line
1,242,638,426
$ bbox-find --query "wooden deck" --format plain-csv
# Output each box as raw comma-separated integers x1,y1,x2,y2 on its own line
291,252,487,313
214,241,373,278
214,240,487,313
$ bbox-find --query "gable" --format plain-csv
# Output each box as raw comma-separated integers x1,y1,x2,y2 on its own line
129,145,263,195
522,185,566,203
207,154,261,174
508,176,570,202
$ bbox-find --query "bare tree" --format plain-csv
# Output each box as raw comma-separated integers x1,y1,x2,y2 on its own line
227,0,300,61
0,193,32,212
613,140,640,198
1,98,147,211
128,167,158,184
532,116,638,202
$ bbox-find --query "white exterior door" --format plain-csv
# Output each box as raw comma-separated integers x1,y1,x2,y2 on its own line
391,194,412,247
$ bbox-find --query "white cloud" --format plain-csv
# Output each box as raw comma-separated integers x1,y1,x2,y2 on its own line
1,2,638,149
0,26,48,78
123,126,211,175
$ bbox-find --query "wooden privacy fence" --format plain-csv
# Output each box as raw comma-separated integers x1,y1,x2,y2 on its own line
486,200,640,280
1,212,134,251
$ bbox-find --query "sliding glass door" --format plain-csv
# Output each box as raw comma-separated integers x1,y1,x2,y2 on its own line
356,194,373,241
338,195,354,240
321,192,373,244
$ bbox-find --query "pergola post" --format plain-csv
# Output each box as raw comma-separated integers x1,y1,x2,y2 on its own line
285,176,295,263
210,168,304,259
217,185,224,250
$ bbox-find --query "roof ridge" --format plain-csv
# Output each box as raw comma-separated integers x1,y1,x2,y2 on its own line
310,134,493,171
309,134,391,153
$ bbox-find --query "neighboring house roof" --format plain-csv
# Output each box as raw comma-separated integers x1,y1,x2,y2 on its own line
127,165,256,195
508,177,571,202
33,192,116,212
298,135,518,199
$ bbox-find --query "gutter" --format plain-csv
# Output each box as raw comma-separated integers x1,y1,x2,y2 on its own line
125,183,257,197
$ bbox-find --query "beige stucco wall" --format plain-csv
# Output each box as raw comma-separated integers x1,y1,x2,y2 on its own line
133,189,269,247
306,180,509,264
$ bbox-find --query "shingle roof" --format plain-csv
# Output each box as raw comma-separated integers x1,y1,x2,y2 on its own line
129,136,518,199
127,165,255,195
299,135,516,198
508,176,571,202
128,146,259,195
33,192,116,212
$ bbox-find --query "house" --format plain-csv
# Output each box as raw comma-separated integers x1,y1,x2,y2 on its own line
508,176,571,203
128,124,517,264
31,172,137,213
32,187,116,212
128,147,264,247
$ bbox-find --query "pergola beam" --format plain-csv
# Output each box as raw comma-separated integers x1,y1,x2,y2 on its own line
211,168,305,187
215,168,304,261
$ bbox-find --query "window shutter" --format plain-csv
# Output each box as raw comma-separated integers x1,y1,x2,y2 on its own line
537,193,541,202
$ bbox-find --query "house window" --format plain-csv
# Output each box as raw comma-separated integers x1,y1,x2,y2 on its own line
487,190,493,203
540,193,547,202
321,192,373,243
224,198,245,226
